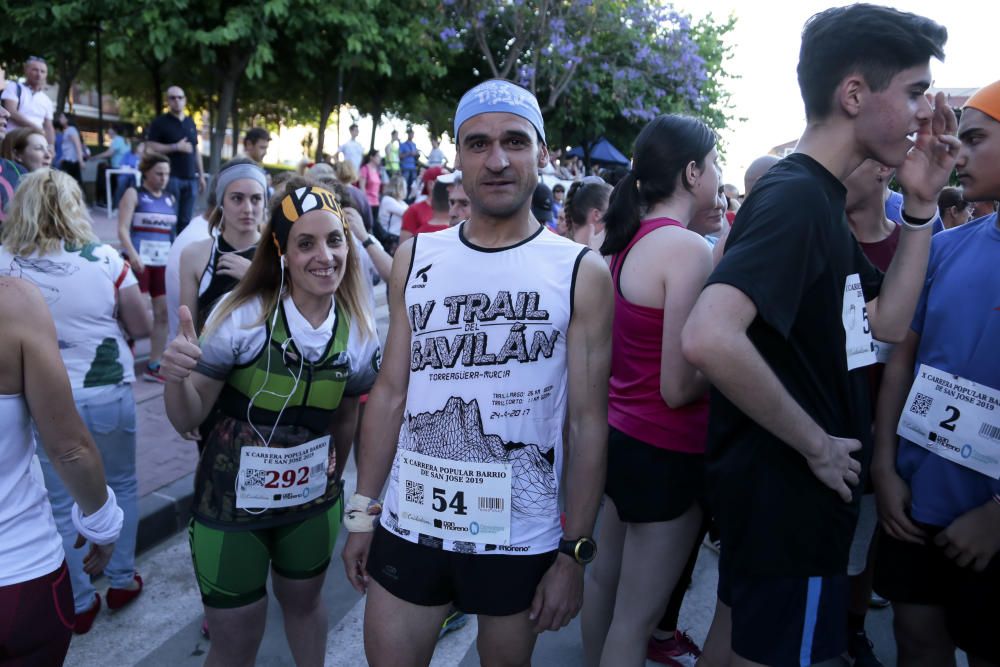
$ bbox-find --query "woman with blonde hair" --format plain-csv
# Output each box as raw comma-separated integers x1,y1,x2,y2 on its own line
0,169,150,634
178,158,267,333
160,176,381,666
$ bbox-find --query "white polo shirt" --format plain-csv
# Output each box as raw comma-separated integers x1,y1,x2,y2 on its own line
1,81,54,131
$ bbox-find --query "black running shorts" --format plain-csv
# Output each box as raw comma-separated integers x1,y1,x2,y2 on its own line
717,549,848,666
874,527,1000,662
367,524,557,616
604,426,705,523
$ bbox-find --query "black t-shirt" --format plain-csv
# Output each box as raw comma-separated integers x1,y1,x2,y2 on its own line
146,113,199,179
706,153,883,577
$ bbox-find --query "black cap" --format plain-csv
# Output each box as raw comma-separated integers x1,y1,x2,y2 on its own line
531,183,553,223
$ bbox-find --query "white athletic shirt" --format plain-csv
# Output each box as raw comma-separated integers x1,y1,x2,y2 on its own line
0,243,137,390
378,196,407,236
0,394,64,586
196,294,380,397
381,223,589,555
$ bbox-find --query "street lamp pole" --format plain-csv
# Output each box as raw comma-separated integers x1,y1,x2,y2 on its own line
96,21,104,149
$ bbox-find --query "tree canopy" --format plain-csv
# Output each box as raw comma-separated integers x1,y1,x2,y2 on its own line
0,0,736,169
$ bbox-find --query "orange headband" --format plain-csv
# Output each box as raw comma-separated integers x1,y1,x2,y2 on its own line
964,80,1000,123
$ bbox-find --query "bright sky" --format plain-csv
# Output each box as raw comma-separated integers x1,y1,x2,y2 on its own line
673,0,994,189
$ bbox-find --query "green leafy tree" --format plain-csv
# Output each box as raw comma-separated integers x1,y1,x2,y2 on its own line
2,0,118,117
434,0,736,166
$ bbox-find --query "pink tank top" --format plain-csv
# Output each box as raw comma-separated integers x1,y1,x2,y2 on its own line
607,218,708,453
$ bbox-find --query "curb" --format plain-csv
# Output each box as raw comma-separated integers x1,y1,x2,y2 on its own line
136,473,195,554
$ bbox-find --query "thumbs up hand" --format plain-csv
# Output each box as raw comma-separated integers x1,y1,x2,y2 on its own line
160,306,202,383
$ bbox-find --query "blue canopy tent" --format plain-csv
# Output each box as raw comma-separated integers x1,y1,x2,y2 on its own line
565,137,630,166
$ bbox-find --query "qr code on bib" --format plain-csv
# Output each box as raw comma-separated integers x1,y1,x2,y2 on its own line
243,469,268,488
405,480,424,504
909,393,933,418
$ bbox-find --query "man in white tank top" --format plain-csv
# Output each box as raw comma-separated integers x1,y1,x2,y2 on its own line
341,80,613,666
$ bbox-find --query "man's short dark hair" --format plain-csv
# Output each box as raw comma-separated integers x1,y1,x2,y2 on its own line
797,4,947,120
244,127,270,145
431,180,450,213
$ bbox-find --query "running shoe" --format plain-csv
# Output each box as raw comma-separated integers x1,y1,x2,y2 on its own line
438,608,469,639
73,593,101,635
646,630,702,666
106,574,143,610
869,592,891,609
143,362,166,383
843,630,884,667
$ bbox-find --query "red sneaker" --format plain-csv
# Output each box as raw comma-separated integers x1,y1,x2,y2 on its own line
646,630,702,667
106,574,143,610
74,593,101,635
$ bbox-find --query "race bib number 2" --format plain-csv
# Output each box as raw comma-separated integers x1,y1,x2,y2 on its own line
898,365,1000,479
237,436,329,509
398,450,512,545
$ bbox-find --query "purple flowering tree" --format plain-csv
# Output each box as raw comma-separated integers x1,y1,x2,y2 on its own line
435,0,735,164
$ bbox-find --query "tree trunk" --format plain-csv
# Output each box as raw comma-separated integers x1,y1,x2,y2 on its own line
231,81,240,161
369,99,384,153
149,64,163,116
210,77,237,174
315,84,335,162
209,48,250,174
54,52,83,115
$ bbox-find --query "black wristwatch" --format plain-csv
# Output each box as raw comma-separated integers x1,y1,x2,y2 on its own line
362,235,377,248
558,536,597,565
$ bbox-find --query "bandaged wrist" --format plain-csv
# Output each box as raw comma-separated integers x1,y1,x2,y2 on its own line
344,492,382,533
900,210,936,230
71,486,124,545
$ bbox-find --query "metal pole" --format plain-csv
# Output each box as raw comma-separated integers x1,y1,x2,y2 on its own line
336,64,343,159
96,22,104,149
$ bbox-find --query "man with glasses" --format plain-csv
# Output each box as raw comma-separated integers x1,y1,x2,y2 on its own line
934,186,974,232
146,86,205,233
1,56,55,146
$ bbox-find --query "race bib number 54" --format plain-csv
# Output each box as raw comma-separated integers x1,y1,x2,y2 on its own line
398,450,512,545
898,365,1000,478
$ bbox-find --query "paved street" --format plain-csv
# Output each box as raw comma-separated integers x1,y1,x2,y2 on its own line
64,482,909,666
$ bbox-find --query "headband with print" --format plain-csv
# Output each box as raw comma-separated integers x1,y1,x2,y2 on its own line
272,186,345,255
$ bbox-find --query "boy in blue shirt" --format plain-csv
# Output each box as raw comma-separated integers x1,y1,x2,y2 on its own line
872,80,1000,666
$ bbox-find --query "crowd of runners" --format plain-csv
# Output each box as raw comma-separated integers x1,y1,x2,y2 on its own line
1,3,999,667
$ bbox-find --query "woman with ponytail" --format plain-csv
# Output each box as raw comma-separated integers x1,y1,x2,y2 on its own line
564,176,612,250
581,115,721,666
160,176,381,666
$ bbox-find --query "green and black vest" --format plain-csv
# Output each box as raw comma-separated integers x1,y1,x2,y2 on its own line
216,301,352,435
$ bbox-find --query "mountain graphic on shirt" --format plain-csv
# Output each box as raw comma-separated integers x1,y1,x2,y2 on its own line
399,396,556,519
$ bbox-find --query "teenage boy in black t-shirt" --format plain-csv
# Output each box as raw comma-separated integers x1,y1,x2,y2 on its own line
681,5,959,666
